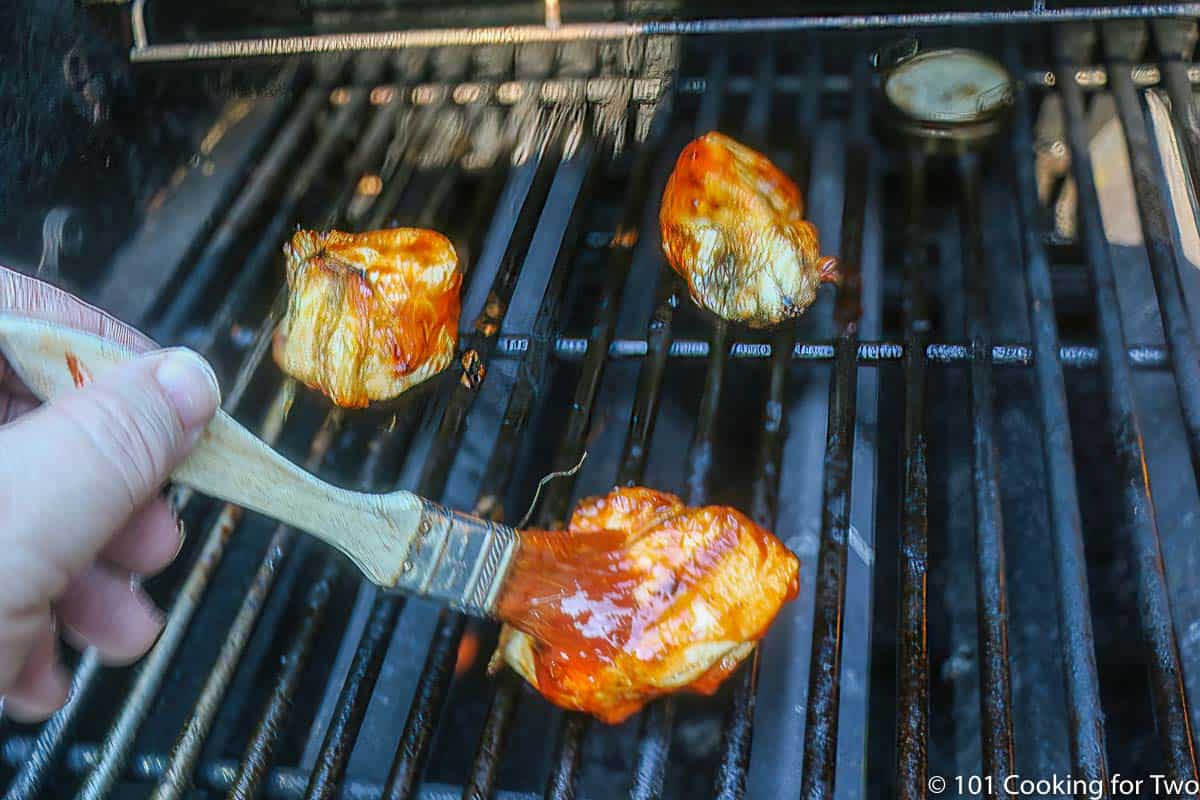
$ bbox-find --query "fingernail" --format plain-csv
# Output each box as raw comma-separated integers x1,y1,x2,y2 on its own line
165,487,187,562
154,349,220,435
128,580,166,628
174,517,187,560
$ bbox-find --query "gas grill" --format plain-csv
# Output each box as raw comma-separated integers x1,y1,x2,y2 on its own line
7,3,1200,798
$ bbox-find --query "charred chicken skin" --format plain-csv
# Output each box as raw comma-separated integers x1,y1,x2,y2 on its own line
660,131,840,327
491,487,800,724
272,228,462,408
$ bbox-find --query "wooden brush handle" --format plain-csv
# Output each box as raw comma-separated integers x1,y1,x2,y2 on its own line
0,314,422,588
174,409,423,588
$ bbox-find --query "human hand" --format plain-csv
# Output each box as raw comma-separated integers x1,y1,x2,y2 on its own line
0,294,219,721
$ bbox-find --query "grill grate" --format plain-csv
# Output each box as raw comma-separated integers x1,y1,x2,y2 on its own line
5,15,1200,800
1006,35,1107,791
894,144,931,800
1055,24,1197,788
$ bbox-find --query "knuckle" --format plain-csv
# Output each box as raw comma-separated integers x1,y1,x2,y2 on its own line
0,610,43,692
0,446,71,603
0,537,61,640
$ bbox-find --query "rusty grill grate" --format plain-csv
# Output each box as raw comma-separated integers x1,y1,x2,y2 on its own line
5,12,1200,800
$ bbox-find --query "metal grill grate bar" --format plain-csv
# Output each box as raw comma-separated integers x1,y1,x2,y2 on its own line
958,151,1017,793
228,556,340,800
458,139,603,800
151,87,328,341
65,84,389,790
1056,23,1199,787
712,39,819,799
1154,19,1200,230
79,384,292,800
1006,40,1110,794
1105,22,1200,493
228,130,512,800
538,91,678,800
372,119,597,800
1,77,365,800
619,44,731,800
393,141,588,799
378,610,464,800
302,123,582,800
302,586,406,799
2,736,548,800
220,111,465,800
394,169,578,800
894,147,931,800
798,55,869,800
628,40,776,800
149,73,430,800
520,45,724,800
151,412,343,800
492,334,1180,367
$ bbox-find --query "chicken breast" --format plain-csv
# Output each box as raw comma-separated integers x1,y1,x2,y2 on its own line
491,487,800,724
272,228,461,408
660,131,839,327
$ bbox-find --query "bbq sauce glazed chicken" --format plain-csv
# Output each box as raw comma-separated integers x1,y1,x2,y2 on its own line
272,228,462,408
490,487,800,724
660,131,840,327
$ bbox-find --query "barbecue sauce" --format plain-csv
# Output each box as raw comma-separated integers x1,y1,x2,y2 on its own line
492,487,800,723
65,352,92,387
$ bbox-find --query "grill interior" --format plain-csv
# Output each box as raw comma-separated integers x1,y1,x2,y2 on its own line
6,11,1200,799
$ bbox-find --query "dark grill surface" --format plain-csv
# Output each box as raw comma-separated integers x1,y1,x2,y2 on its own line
6,12,1200,800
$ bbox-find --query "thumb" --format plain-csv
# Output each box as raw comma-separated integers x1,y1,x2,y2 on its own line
0,348,220,597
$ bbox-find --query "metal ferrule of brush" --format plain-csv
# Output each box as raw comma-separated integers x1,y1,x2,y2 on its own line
394,499,519,617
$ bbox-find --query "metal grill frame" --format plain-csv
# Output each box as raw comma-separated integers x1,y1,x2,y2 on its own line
5,12,1200,800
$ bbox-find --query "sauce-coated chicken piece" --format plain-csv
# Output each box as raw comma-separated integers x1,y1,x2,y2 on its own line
491,487,800,724
272,228,461,408
660,131,840,327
